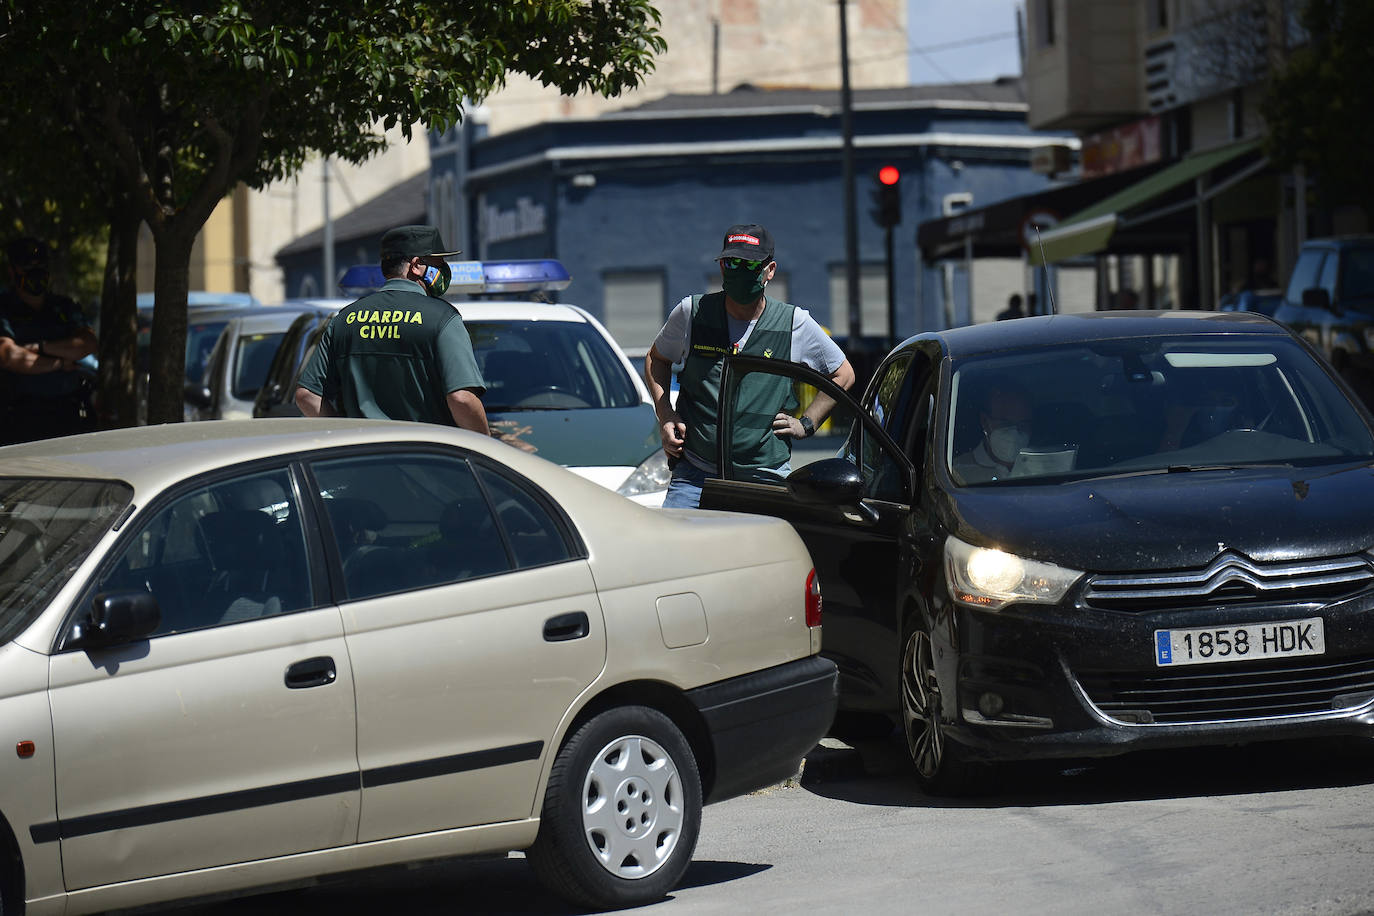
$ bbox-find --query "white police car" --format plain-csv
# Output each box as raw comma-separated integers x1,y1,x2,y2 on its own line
257,260,669,506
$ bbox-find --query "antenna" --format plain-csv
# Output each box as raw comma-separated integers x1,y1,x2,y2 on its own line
1033,224,1058,316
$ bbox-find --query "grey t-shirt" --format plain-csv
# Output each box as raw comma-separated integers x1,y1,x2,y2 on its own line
652,295,848,470
652,296,846,374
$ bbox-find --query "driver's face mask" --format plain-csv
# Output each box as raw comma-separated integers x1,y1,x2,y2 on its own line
420,261,451,299
13,266,49,297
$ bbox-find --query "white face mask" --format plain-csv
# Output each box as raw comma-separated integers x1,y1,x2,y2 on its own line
986,426,1030,465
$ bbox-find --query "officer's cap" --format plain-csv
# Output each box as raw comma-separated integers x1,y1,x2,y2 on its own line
380,225,461,261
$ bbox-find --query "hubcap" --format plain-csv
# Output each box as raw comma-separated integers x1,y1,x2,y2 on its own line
901,629,943,779
581,734,683,879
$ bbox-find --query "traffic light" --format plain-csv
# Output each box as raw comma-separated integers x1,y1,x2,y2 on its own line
872,165,902,228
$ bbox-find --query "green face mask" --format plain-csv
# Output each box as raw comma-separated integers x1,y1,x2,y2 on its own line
721,263,767,303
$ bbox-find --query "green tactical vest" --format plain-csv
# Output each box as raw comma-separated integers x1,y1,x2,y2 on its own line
679,292,798,473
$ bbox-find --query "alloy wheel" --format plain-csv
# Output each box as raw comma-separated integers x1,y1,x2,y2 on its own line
901,628,943,779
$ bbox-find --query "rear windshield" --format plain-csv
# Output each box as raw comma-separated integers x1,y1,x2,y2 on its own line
946,335,1374,486
0,478,132,643
468,320,640,411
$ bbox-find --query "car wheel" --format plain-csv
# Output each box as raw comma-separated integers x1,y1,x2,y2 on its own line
528,706,702,910
901,625,982,796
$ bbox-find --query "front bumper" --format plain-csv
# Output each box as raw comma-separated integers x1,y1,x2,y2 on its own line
687,655,838,803
943,592,1374,762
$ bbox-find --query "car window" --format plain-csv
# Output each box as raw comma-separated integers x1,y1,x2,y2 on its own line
468,319,639,411
1285,248,1326,306
1339,247,1374,301
474,465,573,568
233,331,287,399
945,336,1374,487
0,478,132,644
93,468,312,636
311,453,515,601
1319,250,1340,299
186,320,230,383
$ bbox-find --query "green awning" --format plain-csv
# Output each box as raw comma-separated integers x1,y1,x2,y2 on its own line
1029,138,1263,266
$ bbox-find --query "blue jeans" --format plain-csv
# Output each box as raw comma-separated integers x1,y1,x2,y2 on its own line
661,458,791,508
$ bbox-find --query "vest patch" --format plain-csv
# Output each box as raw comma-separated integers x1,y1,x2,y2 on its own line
345,308,423,340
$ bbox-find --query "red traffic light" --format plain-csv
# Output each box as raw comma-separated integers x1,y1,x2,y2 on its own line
878,165,901,186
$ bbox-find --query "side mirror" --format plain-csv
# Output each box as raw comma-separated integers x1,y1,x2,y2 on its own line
786,457,878,522
183,381,213,409
1302,287,1333,312
67,590,161,650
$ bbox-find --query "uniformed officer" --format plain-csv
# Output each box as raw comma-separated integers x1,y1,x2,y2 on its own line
294,225,489,434
644,223,855,508
0,237,98,445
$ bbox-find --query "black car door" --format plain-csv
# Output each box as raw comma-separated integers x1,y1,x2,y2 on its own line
698,352,923,715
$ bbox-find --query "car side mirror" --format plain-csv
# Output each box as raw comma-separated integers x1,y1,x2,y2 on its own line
787,458,879,522
183,381,213,409
1302,287,1333,312
67,590,161,650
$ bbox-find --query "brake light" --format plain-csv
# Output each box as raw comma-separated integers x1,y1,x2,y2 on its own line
805,568,822,628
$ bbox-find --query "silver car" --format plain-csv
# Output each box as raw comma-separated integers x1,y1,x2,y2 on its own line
0,420,836,914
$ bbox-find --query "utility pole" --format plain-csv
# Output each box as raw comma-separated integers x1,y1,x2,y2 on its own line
322,157,334,298
839,0,861,352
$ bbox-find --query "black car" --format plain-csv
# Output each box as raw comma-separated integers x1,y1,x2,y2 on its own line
1270,236,1374,398
700,310,1374,794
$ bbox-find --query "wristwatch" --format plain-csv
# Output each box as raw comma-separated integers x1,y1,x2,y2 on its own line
798,415,815,438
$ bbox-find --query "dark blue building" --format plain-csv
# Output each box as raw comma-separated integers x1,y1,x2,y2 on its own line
283,79,1075,351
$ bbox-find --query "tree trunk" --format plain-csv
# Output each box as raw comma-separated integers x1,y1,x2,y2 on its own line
145,229,194,425
97,210,141,428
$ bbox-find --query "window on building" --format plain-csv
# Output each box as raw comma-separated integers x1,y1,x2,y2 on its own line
602,270,666,353
1035,0,1056,48
1150,0,1168,31
829,264,889,341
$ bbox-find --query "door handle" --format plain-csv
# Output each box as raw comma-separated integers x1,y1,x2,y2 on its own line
543,612,589,642
285,656,337,689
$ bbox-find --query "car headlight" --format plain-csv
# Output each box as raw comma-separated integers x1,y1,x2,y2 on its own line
944,535,1082,611
617,451,671,498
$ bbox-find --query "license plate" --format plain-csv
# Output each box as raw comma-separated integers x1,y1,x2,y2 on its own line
1154,617,1325,667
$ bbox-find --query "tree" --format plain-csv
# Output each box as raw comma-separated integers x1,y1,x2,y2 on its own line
0,1,666,424
1262,0,1374,220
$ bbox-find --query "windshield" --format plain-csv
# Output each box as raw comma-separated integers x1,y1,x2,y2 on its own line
232,331,286,400
0,478,133,643
469,319,640,411
946,335,1374,486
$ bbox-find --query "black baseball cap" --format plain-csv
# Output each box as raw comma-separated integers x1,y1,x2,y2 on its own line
7,237,48,269
716,224,775,262
379,225,461,260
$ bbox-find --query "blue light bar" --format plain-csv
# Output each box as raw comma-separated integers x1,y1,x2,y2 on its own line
336,259,572,297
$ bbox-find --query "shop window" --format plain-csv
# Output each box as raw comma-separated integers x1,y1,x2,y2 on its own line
602,270,666,353
829,264,890,340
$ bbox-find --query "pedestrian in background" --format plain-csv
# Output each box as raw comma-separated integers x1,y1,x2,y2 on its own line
0,237,98,445
295,224,489,434
644,223,855,508
995,293,1025,321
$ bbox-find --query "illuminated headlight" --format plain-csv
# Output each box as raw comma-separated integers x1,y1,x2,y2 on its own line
944,535,1082,611
617,451,671,498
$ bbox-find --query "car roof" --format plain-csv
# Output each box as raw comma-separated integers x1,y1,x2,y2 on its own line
907,309,1289,361
137,291,261,310
0,420,519,495
225,305,325,334
451,300,593,323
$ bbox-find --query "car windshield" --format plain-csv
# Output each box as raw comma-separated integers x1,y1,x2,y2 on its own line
946,335,1374,486
232,331,287,400
0,478,132,643
468,319,639,411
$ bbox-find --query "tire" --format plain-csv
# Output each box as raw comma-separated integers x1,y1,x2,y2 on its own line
528,706,702,910
901,625,985,796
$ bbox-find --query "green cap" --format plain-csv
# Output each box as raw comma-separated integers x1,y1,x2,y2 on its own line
379,225,461,260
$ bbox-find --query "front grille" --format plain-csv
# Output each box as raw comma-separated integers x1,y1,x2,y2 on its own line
1083,552,1374,613
1076,655,1374,724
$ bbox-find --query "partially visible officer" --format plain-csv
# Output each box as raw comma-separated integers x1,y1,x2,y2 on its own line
0,237,98,445
295,225,489,434
645,223,855,508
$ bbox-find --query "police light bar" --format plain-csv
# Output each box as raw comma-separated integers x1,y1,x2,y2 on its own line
337,260,572,297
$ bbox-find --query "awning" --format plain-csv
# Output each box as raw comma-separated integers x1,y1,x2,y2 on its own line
1029,138,1265,265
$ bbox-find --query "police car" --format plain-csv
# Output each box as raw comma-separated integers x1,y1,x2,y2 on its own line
255,260,669,506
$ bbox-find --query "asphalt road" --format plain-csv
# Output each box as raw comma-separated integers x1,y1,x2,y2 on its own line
171,735,1374,916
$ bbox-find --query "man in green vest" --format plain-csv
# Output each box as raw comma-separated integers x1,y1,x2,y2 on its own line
295,225,489,434
644,224,855,508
